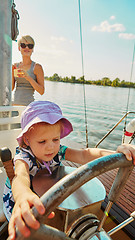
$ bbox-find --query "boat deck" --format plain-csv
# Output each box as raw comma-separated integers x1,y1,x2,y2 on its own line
97,167,135,215
63,160,135,239
98,167,135,240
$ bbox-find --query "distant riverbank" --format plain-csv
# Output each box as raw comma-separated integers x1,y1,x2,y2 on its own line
45,73,135,88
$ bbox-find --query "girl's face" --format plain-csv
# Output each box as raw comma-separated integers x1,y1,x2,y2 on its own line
24,122,61,163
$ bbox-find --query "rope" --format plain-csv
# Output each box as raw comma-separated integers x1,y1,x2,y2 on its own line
11,0,20,41
123,43,135,142
78,0,89,148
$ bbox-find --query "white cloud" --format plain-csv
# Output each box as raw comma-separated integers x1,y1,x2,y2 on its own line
91,20,125,32
50,36,73,45
51,36,66,42
119,33,135,40
110,16,116,20
36,46,68,58
69,40,73,44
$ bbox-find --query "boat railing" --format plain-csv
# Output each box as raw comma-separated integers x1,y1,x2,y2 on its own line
0,105,25,156
95,111,135,148
0,105,25,128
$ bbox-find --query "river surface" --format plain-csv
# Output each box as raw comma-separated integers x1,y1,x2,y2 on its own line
35,81,135,150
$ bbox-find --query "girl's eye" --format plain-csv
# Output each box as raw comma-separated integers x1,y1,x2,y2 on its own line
39,140,45,144
53,138,59,142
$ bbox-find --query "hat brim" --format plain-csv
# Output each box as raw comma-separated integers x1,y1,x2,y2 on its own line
17,112,73,145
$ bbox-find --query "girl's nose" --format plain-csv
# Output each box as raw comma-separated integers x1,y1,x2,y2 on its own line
46,142,54,150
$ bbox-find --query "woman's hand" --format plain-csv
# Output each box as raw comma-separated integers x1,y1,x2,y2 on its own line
15,68,28,79
14,64,44,95
117,144,135,164
8,190,55,240
14,68,36,86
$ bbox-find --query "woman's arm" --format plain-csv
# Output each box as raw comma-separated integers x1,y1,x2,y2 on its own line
33,63,45,95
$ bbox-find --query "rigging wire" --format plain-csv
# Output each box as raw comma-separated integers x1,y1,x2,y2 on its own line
123,42,135,142
78,0,89,148
126,42,135,113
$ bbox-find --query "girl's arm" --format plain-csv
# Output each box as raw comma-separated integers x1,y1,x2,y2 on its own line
65,144,135,165
9,160,45,240
65,147,115,165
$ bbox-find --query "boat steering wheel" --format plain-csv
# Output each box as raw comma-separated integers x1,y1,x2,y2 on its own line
15,153,134,240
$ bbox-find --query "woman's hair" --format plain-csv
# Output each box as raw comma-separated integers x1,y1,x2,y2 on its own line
18,35,35,47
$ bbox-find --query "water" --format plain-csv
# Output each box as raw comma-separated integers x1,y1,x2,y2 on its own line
35,81,135,151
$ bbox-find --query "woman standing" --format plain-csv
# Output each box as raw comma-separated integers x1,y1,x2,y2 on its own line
12,35,45,106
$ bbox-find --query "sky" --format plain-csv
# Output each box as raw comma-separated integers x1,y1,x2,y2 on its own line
12,0,135,81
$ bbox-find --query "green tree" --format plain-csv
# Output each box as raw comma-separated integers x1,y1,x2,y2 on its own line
52,73,60,81
111,78,120,87
94,80,102,85
63,76,69,82
78,76,85,83
101,77,112,86
119,80,127,87
70,76,76,83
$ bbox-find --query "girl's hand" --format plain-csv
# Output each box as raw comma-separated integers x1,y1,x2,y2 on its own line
8,191,54,240
116,144,135,164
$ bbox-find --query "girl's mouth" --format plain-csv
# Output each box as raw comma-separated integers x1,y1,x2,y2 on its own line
45,153,53,157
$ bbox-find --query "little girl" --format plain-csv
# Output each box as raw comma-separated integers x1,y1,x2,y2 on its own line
3,100,135,240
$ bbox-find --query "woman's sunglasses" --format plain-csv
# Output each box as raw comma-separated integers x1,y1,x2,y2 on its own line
20,43,34,49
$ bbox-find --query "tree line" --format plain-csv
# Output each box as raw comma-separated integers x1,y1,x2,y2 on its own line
45,73,135,88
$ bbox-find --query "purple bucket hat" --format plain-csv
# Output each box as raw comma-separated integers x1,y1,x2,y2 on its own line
17,101,73,145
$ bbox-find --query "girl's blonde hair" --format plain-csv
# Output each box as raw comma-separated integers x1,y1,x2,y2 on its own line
18,35,35,47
